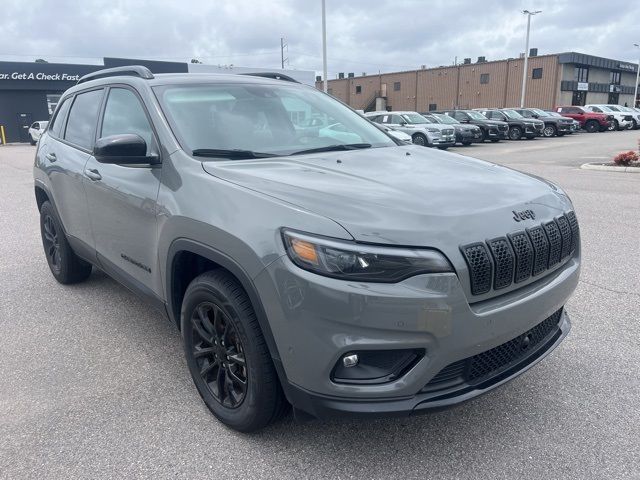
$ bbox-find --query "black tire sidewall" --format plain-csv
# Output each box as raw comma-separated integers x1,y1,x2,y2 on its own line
508,127,522,140
181,273,278,432
543,125,556,137
585,121,598,133
412,133,427,146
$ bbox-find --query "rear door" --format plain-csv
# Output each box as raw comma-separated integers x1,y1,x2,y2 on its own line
43,89,104,248
82,86,163,297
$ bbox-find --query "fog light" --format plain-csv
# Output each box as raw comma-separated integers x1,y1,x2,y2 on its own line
342,354,359,368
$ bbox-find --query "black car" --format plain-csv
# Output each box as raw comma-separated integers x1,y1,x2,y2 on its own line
438,110,508,142
513,108,573,137
422,112,483,145
476,109,543,140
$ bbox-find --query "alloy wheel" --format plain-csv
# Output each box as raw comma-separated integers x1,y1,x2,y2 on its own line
42,215,61,273
190,302,247,408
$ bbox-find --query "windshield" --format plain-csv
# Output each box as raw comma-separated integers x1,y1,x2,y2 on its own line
402,113,430,124
591,105,612,112
502,109,524,119
154,83,395,157
433,113,459,124
467,111,488,120
606,105,621,112
529,108,547,117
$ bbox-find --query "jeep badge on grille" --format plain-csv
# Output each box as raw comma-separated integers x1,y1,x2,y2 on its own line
513,209,536,222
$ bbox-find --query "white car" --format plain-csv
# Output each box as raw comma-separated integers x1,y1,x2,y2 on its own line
364,111,456,149
28,121,48,145
584,105,633,131
604,105,640,129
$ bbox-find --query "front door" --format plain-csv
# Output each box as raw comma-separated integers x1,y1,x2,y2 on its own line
572,91,587,106
16,113,32,142
83,86,163,297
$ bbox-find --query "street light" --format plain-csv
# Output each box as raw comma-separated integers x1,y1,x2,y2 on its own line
520,9,542,108
321,0,328,93
634,43,639,108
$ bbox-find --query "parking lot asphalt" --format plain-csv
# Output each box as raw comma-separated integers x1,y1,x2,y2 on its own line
1,131,639,480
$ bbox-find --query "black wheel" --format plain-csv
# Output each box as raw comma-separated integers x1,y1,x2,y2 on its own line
437,146,448,150
542,124,557,137
181,270,287,432
584,120,599,133
508,126,522,140
39,201,92,284
610,119,619,131
412,133,427,146
481,129,489,142
490,138,500,143
632,119,638,130
461,140,472,146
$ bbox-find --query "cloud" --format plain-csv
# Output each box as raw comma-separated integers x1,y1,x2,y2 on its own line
0,0,638,77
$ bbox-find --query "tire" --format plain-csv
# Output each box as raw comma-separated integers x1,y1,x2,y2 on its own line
412,133,427,146
181,270,287,432
632,119,638,130
542,124,557,137
461,140,472,146
481,129,489,142
39,201,92,284
557,132,566,137
508,126,522,140
584,120,599,133
610,119,619,131
29,134,37,146
490,138,500,143
437,146,448,150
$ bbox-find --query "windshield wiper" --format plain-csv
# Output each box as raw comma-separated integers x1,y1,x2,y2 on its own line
289,143,372,155
192,148,280,159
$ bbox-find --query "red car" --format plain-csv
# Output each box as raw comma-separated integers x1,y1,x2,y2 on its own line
555,106,612,133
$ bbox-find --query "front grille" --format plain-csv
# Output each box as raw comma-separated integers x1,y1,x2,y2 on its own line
461,211,578,296
498,125,508,132
423,308,563,391
442,128,454,135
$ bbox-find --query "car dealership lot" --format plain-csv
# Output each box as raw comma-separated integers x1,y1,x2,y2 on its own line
1,133,638,479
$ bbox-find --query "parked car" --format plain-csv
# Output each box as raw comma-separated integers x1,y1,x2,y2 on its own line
33,65,580,432
374,123,413,144
365,111,455,149
554,106,611,133
545,111,580,133
584,105,633,131
438,109,508,142
604,105,640,129
512,108,573,137
422,112,483,145
475,109,543,140
28,121,48,145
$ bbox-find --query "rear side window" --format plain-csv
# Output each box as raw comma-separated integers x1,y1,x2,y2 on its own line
65,89,104,150
101,88,154,154
49,98,72,138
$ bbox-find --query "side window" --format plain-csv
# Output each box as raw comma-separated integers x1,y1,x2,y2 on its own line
65,89,104,150
480,73,490,84
101,88,154,154
49,97,72,138
453,111,466,120
591,107,602,113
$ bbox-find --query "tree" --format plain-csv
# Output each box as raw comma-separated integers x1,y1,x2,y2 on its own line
190,58,202,64
35,58,48,63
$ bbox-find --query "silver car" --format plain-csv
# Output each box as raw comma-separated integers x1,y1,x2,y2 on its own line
33,66,579,432
365,111,456,149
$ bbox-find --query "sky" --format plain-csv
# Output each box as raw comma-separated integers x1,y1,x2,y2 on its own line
1,0,639,78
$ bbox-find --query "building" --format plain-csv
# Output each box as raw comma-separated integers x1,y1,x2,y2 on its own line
0,57,315,144
317,51,639,113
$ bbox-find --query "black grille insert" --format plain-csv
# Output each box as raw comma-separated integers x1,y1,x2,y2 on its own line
460,243,492,295
508,231,534,283
423,308,563,391
526,226,550,276
555,215,572,260
543,221,562,267
486,238,514,290
566,211,580,253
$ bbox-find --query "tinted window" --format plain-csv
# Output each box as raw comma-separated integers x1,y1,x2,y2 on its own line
393,82,401,91
65,89,104,149
49,97,72,138
480,73,489,84
532,68,543,79
355,85,362,94
101,88,154,154
574,66,589,83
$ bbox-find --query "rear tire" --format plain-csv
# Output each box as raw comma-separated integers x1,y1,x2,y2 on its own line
181,270,288,432
412,133,427,146
39,201,92,284
584,120,599,133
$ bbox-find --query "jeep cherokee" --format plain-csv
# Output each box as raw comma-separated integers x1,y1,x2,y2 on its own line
34,66,580,432
438,109,509,142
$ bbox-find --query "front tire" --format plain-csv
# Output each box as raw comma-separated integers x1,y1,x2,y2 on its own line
508,126,522,140
181,270,287,432
610,119,619,131
584,120,599,133
412,133,428,146
39,201,92,284
542,124,557,137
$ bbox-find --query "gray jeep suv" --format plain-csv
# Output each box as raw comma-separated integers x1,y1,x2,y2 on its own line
34,66,580,432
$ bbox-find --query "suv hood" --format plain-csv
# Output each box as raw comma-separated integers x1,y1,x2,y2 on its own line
202,146,570,247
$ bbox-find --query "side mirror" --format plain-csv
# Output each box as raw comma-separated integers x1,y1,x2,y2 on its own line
94,134,160,165
399,121,407,126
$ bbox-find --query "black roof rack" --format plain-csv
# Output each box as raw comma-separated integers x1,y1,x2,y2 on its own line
240,72,299,83
77,65,154,85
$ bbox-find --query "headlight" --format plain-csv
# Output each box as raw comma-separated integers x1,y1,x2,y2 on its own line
282,230,453,282
426,128,439,133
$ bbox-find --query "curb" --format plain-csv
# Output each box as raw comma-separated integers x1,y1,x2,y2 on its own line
580,162,640,173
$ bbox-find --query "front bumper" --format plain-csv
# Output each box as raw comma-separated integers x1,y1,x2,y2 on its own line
433,135,456,147
456,129,483,143
254,250,579,418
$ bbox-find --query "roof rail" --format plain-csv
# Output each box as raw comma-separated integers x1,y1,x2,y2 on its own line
77,65,154,85
240,72,299,83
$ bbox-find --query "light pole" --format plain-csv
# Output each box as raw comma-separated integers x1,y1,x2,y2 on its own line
634,43,640,107
520,9,541,108
321,0,328,92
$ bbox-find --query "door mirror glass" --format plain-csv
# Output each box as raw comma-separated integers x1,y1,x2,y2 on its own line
94,134,159,164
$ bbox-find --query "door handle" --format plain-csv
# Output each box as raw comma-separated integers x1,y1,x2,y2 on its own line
84,168,102,181
45,152,57,162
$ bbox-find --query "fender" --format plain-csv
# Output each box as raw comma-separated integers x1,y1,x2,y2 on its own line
166,238,283,365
